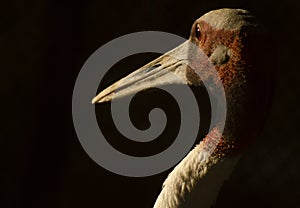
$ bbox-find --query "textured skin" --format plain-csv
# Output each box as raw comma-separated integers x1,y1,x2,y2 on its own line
188,9,273,151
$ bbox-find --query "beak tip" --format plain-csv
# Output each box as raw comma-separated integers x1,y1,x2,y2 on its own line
91,97,98,104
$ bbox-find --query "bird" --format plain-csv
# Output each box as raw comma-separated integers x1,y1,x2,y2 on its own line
92,8,275,208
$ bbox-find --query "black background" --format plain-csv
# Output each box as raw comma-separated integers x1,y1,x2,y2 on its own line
2,0,300,207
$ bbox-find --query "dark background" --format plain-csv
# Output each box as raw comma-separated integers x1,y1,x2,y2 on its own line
2,0,300,207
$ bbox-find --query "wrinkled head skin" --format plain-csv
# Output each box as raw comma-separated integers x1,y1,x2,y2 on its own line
188,9,274,152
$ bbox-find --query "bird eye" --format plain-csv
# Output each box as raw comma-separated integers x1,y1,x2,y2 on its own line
195,24,201,40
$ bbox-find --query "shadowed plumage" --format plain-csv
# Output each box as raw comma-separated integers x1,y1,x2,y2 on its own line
92,8,274,208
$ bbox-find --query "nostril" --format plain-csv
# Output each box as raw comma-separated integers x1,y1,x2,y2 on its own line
146,64,161,73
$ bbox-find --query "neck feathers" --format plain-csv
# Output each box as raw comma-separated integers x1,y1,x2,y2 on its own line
154,129,239,208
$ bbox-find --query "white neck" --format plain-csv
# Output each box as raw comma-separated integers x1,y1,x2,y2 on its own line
153,135,240,208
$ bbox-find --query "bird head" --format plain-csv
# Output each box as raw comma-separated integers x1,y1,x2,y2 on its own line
92,8,274,154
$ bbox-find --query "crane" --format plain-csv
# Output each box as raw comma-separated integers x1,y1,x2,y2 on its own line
92,8,274,208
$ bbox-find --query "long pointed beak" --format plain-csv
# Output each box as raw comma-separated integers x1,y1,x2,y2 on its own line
92,41,196,104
